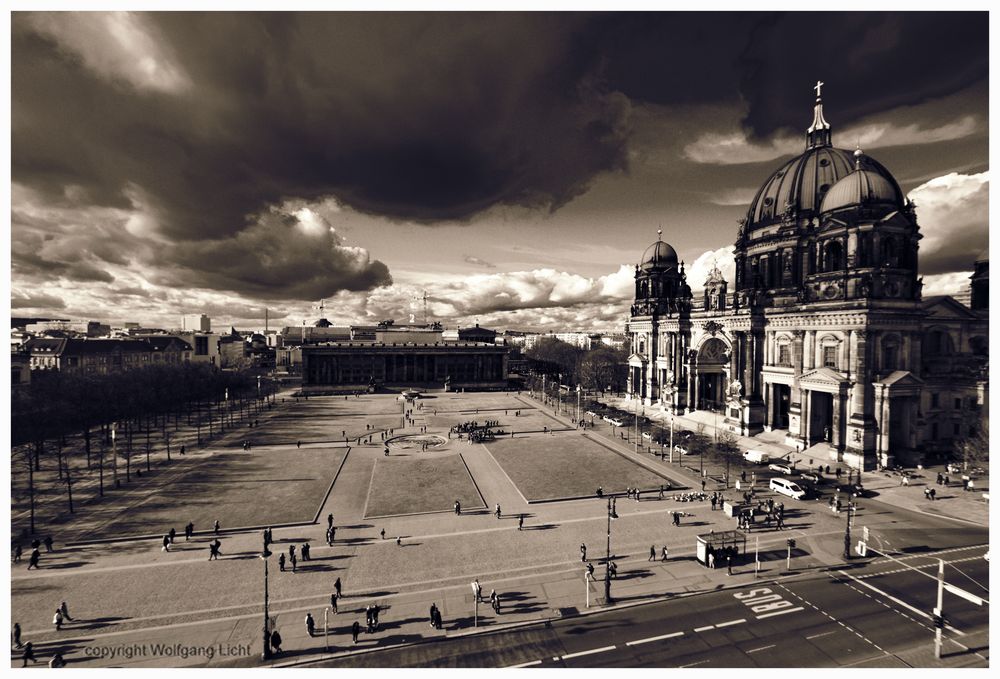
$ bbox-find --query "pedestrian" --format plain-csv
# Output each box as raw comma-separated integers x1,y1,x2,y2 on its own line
289,544,296,559
168,527,176,544
661,545,669,561
44,536,54,553
708,551,715,569
518,514,524,531
180,444,186,456
53,608,63,631
701,479,706,492
290,553,297,572
21,642,37,667
711,495,717,511
214,520,220,535
489,589,497,607
434,607,443,630
264,527,272,547
455,500,462,516
297,440,301,448
429,603,438,628
162,535,171,552
185,522,194,541
587,561,595,579
270,629,282,654
930,488,937,501
396,536,402,546
380,528,386,540
305,613,315,637
302,542,311,561
945,475,950,486
936,473,943,485
328,513,334,529
335,577,342,598
28,547,40,570
580,543,587,561
209,540,221,560
278,553,286,571
494,593,501,614
495,503,502,519
471,578,482,602
330,591,339,614
13,544,22,564
60,601,72,622
12,622,23,648
352,621,360,643
659,485,664,500
49,653,67,668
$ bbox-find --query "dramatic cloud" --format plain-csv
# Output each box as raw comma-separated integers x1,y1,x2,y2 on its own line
922,272,974,298
909,172,989,276
11,291,67,310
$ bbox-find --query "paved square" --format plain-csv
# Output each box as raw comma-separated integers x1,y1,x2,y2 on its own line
84,446,348,540
483,433,672,501
364,453,486,518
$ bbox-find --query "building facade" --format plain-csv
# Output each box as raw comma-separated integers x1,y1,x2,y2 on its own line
627,87,988,469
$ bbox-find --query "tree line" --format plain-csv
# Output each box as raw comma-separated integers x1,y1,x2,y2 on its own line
523,337,628,392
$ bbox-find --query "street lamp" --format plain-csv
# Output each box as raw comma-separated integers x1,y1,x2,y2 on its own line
261,543,273,660
604,497,618,604
843,500,856,560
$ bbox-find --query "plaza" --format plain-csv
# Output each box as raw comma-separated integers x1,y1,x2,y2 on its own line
9,387,988,668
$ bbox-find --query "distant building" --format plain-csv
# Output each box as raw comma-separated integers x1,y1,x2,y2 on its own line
11,352,31,388
22,337,192,375
181,314,211,332
525,332,593,351
458,323,498,344
175,332,221,366
25,320,109,337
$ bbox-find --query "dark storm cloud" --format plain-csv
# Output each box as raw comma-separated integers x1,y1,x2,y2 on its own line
12,292,67,310
12,12,986,256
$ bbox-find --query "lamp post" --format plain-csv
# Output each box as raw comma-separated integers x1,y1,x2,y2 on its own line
604,497,618,604
261,543,272,661
111,424,119,488
843,501,855,560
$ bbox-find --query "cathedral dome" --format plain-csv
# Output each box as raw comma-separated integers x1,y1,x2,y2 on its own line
819,162,904,214
640,239,679,271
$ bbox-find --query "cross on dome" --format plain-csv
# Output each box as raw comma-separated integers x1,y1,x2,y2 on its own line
657,228,662,241
814,80,824,99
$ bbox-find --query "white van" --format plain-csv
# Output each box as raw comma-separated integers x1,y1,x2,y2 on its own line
744,450,770,464
770,477,806,500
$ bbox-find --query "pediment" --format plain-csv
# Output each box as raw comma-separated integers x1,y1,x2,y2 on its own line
799,366,848,386
922,295,977,320
874,370,924,388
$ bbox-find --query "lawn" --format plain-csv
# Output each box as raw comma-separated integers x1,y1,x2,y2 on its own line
364,453,485,518
484,433,674,501
83,446,347,540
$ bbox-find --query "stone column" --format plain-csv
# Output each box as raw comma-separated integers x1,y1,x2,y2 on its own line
832,392,843,449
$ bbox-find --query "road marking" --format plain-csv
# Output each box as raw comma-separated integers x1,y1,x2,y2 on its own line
626,631,684,646
806,630,837,640
715,618,746,628
755,606,803,619
679,660,709,667
836,571,965,636
693,625,715,632
508,660,542,667
747,644,776,653
561,645,616,660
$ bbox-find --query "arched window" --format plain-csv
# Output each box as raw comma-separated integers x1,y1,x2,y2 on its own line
824,241,843,272
924,329,954,356
639,280,649,298
882,335,900,372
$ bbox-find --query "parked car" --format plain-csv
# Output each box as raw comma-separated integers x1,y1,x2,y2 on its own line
673,445,690,456
770,477,807,500
800,471,822,484
946,463,962,474
768,462,795,475
744,450,770,464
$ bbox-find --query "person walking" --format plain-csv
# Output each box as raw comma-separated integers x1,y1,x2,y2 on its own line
351,621,361,644
493,593,501,614
13,544,22,564
213,520,221,535
454,500,462,516
580,543,587,562
21,642,38,667
53,608,63,631
471,578,482,602
269,629,282,654
12,622,23,649
649,545,656,562
661,545,669,561
335,577,342,598
28,548,42,568
305,613,315,637
209,540,221,560
495,503,502,519
518,514,524,531
59,601,72,622
168,528,176,544
327,513,334,529
290,553,297,572
44,536,54,553
49,652,67,668
433,607,443,630
587,561,595,579
162,535,171,552
301,542,311,561
278,553,286,571
185,522,194,541
330,592,338,614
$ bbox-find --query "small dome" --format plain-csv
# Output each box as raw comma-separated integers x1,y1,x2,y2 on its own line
820,167,904,213
640,240,679,270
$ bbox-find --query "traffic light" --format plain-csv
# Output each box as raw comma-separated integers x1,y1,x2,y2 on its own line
786,538,796,549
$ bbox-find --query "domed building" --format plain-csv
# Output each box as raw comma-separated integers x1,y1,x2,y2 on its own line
627,84,988,470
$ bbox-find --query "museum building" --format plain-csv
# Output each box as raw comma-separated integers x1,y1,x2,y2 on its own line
626,85,988,470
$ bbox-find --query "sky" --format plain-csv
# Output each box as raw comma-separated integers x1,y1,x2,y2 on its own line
8,11,990,333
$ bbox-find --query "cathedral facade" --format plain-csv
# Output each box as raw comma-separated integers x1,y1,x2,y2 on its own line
626,86,988,470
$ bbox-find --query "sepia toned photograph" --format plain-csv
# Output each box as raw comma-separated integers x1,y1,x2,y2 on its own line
7,6,991,669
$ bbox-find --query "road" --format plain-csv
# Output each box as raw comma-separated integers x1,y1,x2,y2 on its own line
304,494,989,669
309,543,988,668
